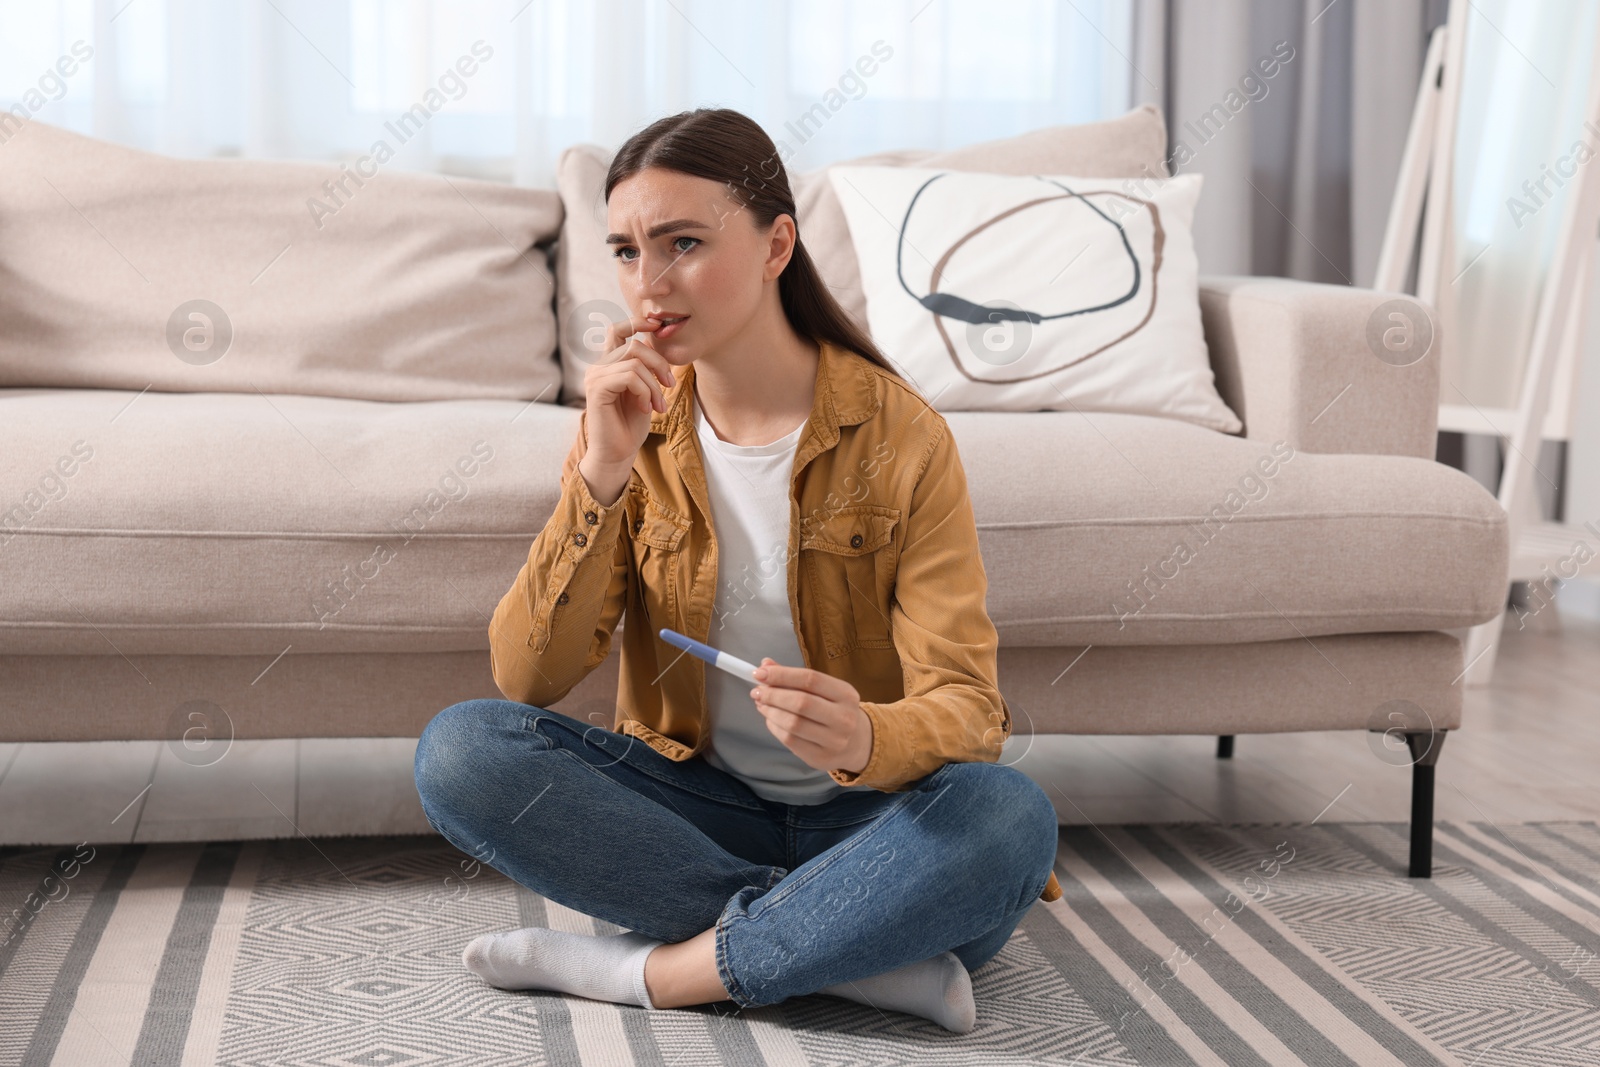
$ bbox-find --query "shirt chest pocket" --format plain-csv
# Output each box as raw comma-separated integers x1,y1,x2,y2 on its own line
798,504,902,659
627,494,692,628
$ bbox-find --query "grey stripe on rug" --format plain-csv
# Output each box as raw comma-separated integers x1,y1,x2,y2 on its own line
1,823,1597,1066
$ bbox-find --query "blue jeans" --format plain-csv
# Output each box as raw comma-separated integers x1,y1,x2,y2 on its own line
413,698,1060,1009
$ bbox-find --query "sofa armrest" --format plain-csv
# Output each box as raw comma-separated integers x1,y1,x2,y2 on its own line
1198,275,1441,459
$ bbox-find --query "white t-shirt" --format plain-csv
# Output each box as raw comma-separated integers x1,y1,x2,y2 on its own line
692,383,874,805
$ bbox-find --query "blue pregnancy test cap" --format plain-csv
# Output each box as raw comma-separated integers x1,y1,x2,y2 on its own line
659,627,717,663
658,628,762,682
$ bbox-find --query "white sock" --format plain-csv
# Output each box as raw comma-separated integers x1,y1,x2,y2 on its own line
462,927,665,1009
817,950,976,1033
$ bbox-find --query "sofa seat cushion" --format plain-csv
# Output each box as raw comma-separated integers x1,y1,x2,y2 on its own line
0,388,577,656
947,410,1508,645
0,390,1507,657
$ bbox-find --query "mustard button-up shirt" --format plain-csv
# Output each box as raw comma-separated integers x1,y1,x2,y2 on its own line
489,338,1062,903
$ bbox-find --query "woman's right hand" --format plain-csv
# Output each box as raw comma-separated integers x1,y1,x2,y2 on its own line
578,317,678,499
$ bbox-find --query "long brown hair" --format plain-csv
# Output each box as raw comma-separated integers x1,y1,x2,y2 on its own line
604,107,903,380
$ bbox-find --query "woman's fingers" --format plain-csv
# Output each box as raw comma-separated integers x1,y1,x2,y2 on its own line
754,697,832,747
627,359,666,411
752,685,829,727
605,321,676,390
602,316,646,353
754,662,855,703
627,340,677,391
617,372,656,414
592,352,665,413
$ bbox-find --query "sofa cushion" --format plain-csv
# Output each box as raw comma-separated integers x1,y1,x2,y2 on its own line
800,104,1172,335
830,166,1241,433
949,409,1508,646
0,387,576,656
0,121,563,404
553,105,1171,403
1,387,1504,657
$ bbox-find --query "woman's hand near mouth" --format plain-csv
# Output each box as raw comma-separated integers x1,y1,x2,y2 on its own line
576,316,678,506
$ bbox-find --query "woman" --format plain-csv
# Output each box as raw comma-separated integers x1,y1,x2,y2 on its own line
413,108,1060,1034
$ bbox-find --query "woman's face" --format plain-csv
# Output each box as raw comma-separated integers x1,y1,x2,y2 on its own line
606,166,790,364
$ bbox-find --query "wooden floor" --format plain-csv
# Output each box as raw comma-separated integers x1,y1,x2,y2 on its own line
1,604,1595,845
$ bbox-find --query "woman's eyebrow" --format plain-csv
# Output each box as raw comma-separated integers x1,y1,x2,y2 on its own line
606,219,709,244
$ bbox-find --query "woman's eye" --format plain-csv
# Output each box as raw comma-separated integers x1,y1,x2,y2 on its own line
612,237,698,261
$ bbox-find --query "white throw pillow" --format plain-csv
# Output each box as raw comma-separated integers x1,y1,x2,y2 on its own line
827,166,1242,433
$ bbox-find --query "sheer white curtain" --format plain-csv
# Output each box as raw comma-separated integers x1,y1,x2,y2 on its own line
1447,0,1600,409
1,0,1135,185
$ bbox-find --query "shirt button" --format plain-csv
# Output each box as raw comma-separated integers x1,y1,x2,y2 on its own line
850,533,863,548
557,591,569,605
584,510,598,525
574,532,588,547
633,518,644,534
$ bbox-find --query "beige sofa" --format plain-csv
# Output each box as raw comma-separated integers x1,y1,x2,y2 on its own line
0,110,1508,878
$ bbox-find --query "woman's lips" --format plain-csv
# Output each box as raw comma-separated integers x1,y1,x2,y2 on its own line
654,315,689,340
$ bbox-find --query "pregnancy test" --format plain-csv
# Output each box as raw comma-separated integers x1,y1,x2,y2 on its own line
658,628,761,684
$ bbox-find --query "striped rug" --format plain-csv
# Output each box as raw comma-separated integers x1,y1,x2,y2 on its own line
2,821,1597,1066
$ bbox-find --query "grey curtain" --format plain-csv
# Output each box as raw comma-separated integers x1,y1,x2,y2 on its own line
1131,0,1585,570
1130,0,1450,288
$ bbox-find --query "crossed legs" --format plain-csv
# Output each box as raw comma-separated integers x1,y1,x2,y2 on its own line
414,699,1060,1018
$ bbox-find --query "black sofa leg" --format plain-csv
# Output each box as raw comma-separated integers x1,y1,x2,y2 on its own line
1216,735,1234,759
1406,730,1448,877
